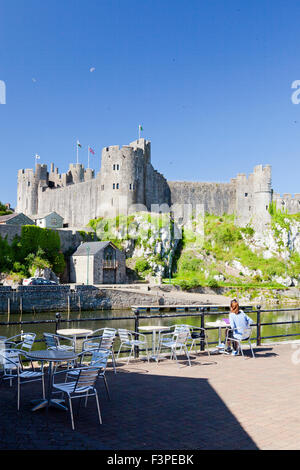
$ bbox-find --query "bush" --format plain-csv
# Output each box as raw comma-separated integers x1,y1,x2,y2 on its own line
207,277,219,288
135,259,150,273
0,226,65,277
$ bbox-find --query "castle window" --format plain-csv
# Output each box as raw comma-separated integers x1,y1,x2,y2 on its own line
28,182,30,187
116,183,119,189
245,193,248,197
106,147,109,151
113,183,115,189
129,183,132,190
117,164,120,170
113,164,116,170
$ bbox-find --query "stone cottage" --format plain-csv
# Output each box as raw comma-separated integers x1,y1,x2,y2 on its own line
35,211,64,229
70,241,126,285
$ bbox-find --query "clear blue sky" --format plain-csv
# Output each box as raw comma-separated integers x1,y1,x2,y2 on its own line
1,0,300,207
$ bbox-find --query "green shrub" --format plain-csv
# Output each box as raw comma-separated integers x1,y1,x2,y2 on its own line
135,259,150,273
207,277,219,288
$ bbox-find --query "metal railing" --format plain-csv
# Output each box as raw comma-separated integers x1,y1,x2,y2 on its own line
1,305,300,355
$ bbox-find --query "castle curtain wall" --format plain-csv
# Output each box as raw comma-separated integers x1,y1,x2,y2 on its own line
37,177,101,227
168,182,236,216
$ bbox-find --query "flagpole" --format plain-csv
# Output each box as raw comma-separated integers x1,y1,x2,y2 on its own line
138,125,140,140
88,146,90,169
76,143,79,164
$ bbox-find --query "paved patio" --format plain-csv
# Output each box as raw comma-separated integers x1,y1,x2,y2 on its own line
0,342,300,450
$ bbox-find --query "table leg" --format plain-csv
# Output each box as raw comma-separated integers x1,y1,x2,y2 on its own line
32,361,68,412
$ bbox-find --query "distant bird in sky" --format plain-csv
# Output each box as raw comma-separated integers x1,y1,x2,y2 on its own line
90,67,96,73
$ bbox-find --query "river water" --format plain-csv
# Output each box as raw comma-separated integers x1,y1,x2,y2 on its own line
1,305,300,349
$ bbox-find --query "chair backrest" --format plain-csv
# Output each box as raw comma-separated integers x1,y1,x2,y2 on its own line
175,328,190,346
175,324,191,334
43,333,58,349
100,329,116,350
19,333,36,352
241,326,252,341
118,329,131,343
74,367,100,392
0,349,21,373
90,350,110,370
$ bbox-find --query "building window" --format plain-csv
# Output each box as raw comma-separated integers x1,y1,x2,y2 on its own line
245,193,248,197
117,164,119,170
28,182,30,187
113,164,116,170
116,183,119,189
129,183,132,190
113,183,115,189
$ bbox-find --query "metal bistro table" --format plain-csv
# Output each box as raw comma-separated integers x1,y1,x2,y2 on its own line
26,349,78,412
138,325,170,361
56,328,93,352
205,319,229,354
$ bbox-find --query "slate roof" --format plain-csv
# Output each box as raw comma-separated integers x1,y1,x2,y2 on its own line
0,213,17,222
0,213,34,224
73,241,118,256
35,211,64,220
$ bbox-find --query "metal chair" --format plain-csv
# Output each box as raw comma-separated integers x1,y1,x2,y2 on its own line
43,333,75,372
157,328,192,367
177,324,211,356
117,329,150,364
82,328,117,373
0,349,45,410
52,366,102,430
5,332,36,353
66,349,111,399
224,326,255,358
43,332,75,351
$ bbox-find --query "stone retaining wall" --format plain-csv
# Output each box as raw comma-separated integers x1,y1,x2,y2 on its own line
0,285,176,313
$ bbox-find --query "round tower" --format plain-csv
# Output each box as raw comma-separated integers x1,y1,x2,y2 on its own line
99,139,149,217
252,164,272,230
16,163,48,216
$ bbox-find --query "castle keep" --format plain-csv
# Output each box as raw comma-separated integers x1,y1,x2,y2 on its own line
16,138,300,229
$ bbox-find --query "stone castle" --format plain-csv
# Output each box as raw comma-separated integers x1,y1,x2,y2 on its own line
16,138,300,229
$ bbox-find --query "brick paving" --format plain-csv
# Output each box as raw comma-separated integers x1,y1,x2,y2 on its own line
1,342,300,450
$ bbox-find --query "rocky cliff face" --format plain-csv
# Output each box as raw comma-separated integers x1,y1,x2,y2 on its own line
88,211,300,289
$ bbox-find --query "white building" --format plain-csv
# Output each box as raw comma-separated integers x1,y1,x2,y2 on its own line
35,211,64,229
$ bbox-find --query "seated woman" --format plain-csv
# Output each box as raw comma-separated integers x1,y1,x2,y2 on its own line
225,299,253,356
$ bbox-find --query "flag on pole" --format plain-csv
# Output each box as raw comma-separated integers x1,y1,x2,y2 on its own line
35,154,40,160
77,140,82,148
88,146,95,155
138,124,143,140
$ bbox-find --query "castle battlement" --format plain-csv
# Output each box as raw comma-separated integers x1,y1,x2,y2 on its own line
15,138,298,229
